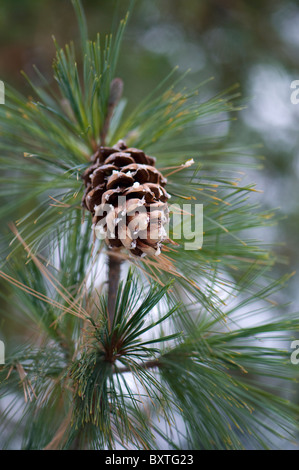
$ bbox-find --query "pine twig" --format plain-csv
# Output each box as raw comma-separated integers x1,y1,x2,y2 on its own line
100,78,124,146
107,254,122,329
115,360,161,375
102,79,124,328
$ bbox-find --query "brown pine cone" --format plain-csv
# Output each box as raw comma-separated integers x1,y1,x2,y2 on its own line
82,140,170,257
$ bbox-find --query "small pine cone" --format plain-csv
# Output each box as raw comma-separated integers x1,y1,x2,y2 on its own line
82,140,170,257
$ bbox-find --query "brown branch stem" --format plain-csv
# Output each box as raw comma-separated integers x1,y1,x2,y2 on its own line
100,78,123,146
107,254,122,330
114,360,161,375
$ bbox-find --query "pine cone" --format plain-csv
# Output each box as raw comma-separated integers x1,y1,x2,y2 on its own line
82,141,170,257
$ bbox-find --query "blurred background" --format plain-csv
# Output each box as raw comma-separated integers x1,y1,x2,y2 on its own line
0,0,298,446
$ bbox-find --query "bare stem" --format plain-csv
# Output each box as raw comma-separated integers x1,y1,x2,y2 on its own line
100,78,123,146
107,254,122,330
114,360,161,375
